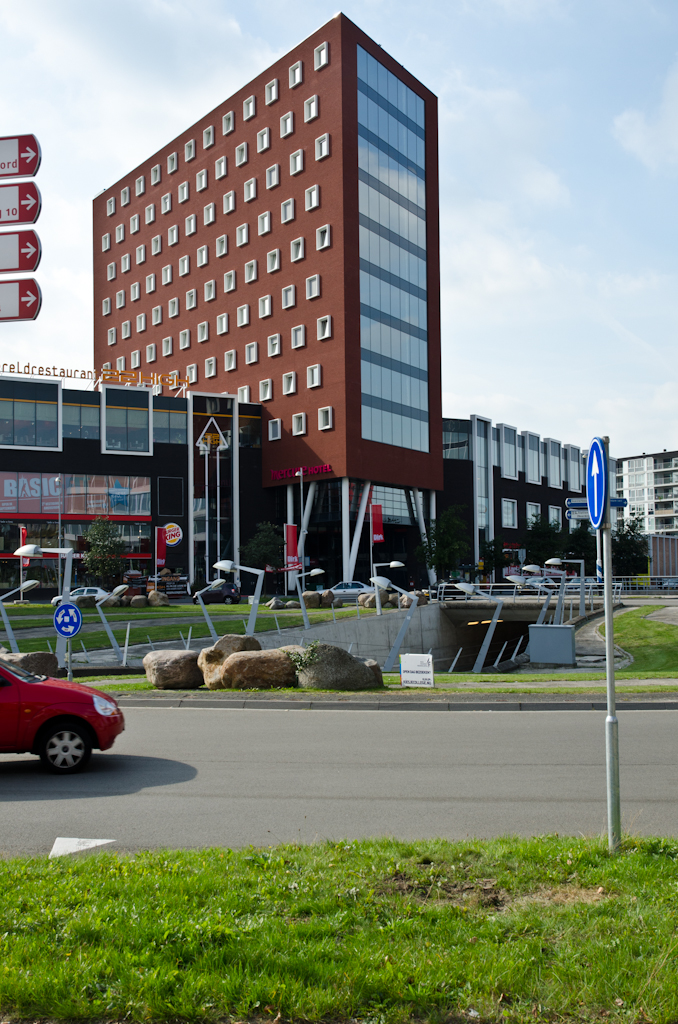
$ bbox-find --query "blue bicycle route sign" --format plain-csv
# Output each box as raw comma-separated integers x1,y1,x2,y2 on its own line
586,437,608,531
53,602,82,638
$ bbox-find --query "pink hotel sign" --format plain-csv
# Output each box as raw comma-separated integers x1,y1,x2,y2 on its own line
270,464,333,482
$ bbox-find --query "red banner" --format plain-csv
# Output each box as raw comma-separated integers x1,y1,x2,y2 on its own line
371,504,384,543
20,526,29,567
285,524,298,568
156,527,167,569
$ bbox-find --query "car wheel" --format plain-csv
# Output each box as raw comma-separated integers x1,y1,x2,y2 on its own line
39,721,92,774
223,596,233,604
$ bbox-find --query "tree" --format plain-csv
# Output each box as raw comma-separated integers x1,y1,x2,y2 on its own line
81,517,126,588
521,514,564,567
563,522,597,576
416,505,470,578
478,536,508,578
239,521,284,570
612,514,648,576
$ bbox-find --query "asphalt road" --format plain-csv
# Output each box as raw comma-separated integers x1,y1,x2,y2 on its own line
2,707,678,856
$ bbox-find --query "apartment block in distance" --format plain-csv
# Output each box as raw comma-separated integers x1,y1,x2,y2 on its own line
93,13,442,582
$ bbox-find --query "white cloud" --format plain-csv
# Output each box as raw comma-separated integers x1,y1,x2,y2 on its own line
613,63,678,171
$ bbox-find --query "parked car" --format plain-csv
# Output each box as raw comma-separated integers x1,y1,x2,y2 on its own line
0,661,125,773
51,587,109,607
193,580,241,605
660,578,678,589
330,581,375,600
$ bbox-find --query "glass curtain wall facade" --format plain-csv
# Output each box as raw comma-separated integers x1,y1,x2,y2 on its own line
357,45,429,453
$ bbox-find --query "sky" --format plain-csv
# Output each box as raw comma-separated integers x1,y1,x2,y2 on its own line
1,0,677,457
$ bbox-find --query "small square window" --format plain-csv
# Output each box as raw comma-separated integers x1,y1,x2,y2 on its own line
306,274,320,299
313,40,330,70
315,134,330,160
162,264,172,285
216,234,228,257
204,279,216,301
198,321,209,342
136,244,146,265
236,223,249,247
258,211,271,235
281,198,295,223
235,142,248,166
268,417,281,441
267,248,281,273
168,297,179,318
290,149,304,175
146,273,156,293
167,152,178,174
244,259,258,283
502,498,518,529
151,234,162,255
178,181,189,203
116,224,125,243
130,282,140,301
145,204,156,224
121,254,131,272
187,363,198,384
316,224,331,249
291,324,306,348
102,297,111,315
161,193,172,214
151,164,161,186
222,111,235,135
224,270,236,292
317,314,332,340
238,385,251,403
135,176,145,197
116,289,125,309
168,225,179,245
259,378,273,401
107,262,116,281
152,305,162,325
122,320,132,339
197,245,208,267
136,313,147,333
179,329,191,349
116,356,126,371
259,294,272,318
265,79,279,105
257,128,270,153
282,371,296,395
304,95,319,122
280,111,294,137
225,349,237,371
186,288,197,310
204,203,216,225
243,95,256,121
291,412,306,435
267,333,281,357
307,363,321,388
102,362,111,370
318,405,333,430
282,285,296,309
223,190,236,214
196,169,208,192
237,304,250,327
203,125,214,149
102,233,111,252
245,342,258,364
146,343,157,362
185,139,196,161
217,313,229,335
121,187,130,206
205,356,217,378
265,165,280,192
129,214,140,234
305,184,320,210
162,336,173,356
185,214,197,235
179,255,190,276
107,327,117,346
290,237,305,262
215,156,227,180
244,177,257,202
289,60,303,88
107,197,116,216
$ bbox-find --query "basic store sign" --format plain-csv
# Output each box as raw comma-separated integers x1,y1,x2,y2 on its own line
164,523,183,546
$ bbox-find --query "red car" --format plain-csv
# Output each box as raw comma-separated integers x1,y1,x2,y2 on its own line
0,661,125,774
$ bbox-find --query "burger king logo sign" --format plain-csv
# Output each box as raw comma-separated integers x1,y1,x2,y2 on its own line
164,523,183,547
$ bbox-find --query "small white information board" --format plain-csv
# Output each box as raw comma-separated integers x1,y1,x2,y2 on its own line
400,653,434,687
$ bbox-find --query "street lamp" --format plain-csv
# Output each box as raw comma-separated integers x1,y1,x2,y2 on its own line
14,543,75,668
506,574,554,626
95,584,129,663
546,556,586,618
453,581,504,674
55,474,62,595
296,566,324,630
192,578,224,644
0,580,40,653
373,560,404,616
213,559,265,636
370,574,419,672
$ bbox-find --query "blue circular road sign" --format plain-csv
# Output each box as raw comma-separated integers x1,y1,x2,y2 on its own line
586,437,608,530
53,602,82,639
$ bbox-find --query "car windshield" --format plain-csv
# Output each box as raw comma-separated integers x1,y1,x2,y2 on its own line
0,663,45,684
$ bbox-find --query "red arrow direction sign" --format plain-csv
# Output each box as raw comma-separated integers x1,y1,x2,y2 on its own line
0,134,41,178
0,279,42,321
0,182,41,225
0,231,41,273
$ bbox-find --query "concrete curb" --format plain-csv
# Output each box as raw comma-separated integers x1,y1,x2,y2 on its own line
115,696,678,713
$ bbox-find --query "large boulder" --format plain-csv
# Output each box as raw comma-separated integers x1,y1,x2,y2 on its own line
355,656,384,686
197,634,262,690
130,595,148,608
332,598,343,608
147,590,170,607
286,600,300,609
386,593,400,607
320,590,335,608
0,650,59,678
358,593,370,607
414,590,429,606
73,595,96,608
221,648,298,689
297,642,384,690
400,593,414,608
266,597,284,610
100,595,121,608
143,650,203,689
121,595,132,606
363,594,377,609
302,591,321,608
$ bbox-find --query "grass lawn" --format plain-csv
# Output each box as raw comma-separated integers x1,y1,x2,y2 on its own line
1,836,678,1023
602,606,678,674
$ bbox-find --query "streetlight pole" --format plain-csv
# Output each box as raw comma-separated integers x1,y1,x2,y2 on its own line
56,475,62,596
373,560,405,616
295,467,305,590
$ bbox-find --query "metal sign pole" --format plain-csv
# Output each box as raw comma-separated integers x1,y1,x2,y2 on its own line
602,436,621,852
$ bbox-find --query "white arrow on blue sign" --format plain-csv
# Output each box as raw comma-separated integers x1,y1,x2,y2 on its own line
587,437,608,530
54,602,83,638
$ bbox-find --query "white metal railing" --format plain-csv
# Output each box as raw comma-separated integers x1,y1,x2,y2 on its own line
436,580,622,607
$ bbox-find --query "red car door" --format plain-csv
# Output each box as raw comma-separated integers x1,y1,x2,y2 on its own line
0,672,20,749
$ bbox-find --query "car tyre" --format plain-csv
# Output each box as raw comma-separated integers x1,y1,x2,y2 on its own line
38,720,93,774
